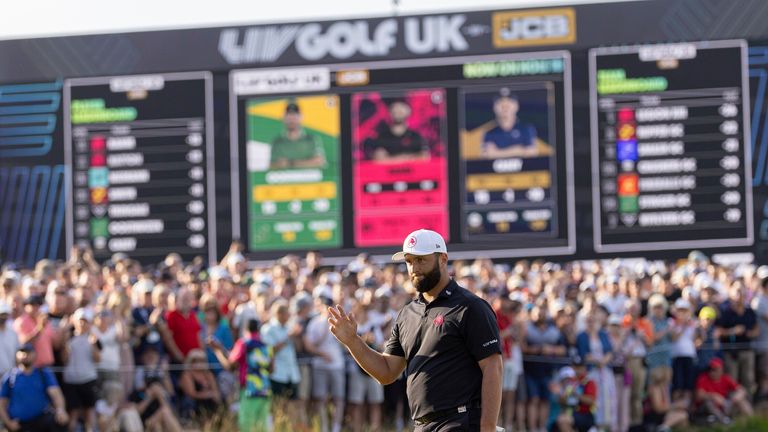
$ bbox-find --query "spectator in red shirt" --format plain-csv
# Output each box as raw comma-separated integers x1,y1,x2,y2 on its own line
695,358,753,424
551,357,597,432
165,288,203,359
494,297,523,432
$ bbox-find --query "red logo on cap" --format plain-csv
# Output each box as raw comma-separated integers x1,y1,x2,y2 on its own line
407,236,417,248
433,315,444,326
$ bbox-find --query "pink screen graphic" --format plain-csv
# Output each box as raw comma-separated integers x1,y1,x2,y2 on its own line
351,89,449,247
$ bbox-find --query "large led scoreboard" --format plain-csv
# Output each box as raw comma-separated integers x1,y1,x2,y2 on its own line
2,0,768,264
590,41,754,252
230,52,574,260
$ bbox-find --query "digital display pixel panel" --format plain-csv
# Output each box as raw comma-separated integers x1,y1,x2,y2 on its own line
245,95,342,250
351,89,449,247
590,41,754,252
231,52,575,260
65,72,216,261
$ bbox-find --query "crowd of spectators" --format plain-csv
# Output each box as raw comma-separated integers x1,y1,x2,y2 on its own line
0,244,766,432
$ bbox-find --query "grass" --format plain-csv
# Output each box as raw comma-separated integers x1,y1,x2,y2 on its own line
196,399,387,432
675,416,768,432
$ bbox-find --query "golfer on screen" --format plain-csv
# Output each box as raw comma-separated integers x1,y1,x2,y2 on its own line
329,229,503,431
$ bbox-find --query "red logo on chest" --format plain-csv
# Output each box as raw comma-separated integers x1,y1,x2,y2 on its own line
433,315,444,326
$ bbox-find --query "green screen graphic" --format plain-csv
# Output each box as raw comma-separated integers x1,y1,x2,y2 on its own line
246,95,341,250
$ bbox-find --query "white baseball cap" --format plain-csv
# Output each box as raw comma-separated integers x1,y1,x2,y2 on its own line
392,229,447,261
73,308,94,323
674,298,691,310
557,367,576,381
0,302,11,315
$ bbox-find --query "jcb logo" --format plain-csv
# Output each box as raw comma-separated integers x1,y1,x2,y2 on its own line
492,8,575,48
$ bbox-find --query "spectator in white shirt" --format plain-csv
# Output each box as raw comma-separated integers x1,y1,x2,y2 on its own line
599,274,628,316
670,298,698,407
0,303,18,375
261,300,301,401
304,295,345,432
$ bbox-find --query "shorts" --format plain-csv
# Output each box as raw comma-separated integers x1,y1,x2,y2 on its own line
348,367,384,404
298,363,312,401
271,379,299,400
63,380,99,410
573,412,595,432
312,368,345,401
758,352,768,378
516,374,527,401
503,359,521,391
238,393,270,432
672,357,696,391
524,374,551,400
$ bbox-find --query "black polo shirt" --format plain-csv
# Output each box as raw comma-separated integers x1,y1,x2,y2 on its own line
384,280,501,420
716,301,757,351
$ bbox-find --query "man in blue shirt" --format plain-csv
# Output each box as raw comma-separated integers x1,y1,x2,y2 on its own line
0,344,68,432
481,89,539,158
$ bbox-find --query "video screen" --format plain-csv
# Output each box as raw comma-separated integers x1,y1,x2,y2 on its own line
460,84,557,239
351,89,449,247
245,95,342,250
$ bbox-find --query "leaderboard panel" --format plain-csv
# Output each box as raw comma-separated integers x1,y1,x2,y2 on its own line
590,41,753,253
64,72,216,262
231,51,575,259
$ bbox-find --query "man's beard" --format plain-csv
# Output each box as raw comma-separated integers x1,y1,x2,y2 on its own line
413,260,442,293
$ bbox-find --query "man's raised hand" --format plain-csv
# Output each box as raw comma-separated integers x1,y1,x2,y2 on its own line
328,305,358,346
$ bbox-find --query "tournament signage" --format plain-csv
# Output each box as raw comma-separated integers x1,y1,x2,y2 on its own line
1,0,768,263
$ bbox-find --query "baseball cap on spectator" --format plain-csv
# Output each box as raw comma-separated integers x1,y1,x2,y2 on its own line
648,294,668,311
291,292,313,314
757,265,768,281
579,281,596,292
111,252,129,263
507,277,526,290
551,300,566,314
688,250,708,263
133,280,154,295
608,314,623,326
224,252,245,267
699,306,717,320
392,229,447,261
24,294,44,306
250,281,270,296
208,266,231,281
375,286,393,299
709,357,724,370
313,284,333,301
164,253,183,267
18,343,34,353
3,271,20,283
557,367,576,381
324,272,342,285
674,298,691,310
0,302,10,315
73,308,94,323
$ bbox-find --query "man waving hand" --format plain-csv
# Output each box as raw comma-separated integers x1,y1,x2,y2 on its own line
329,229,503,432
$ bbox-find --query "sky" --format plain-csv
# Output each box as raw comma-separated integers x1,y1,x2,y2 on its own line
0,0,637,40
